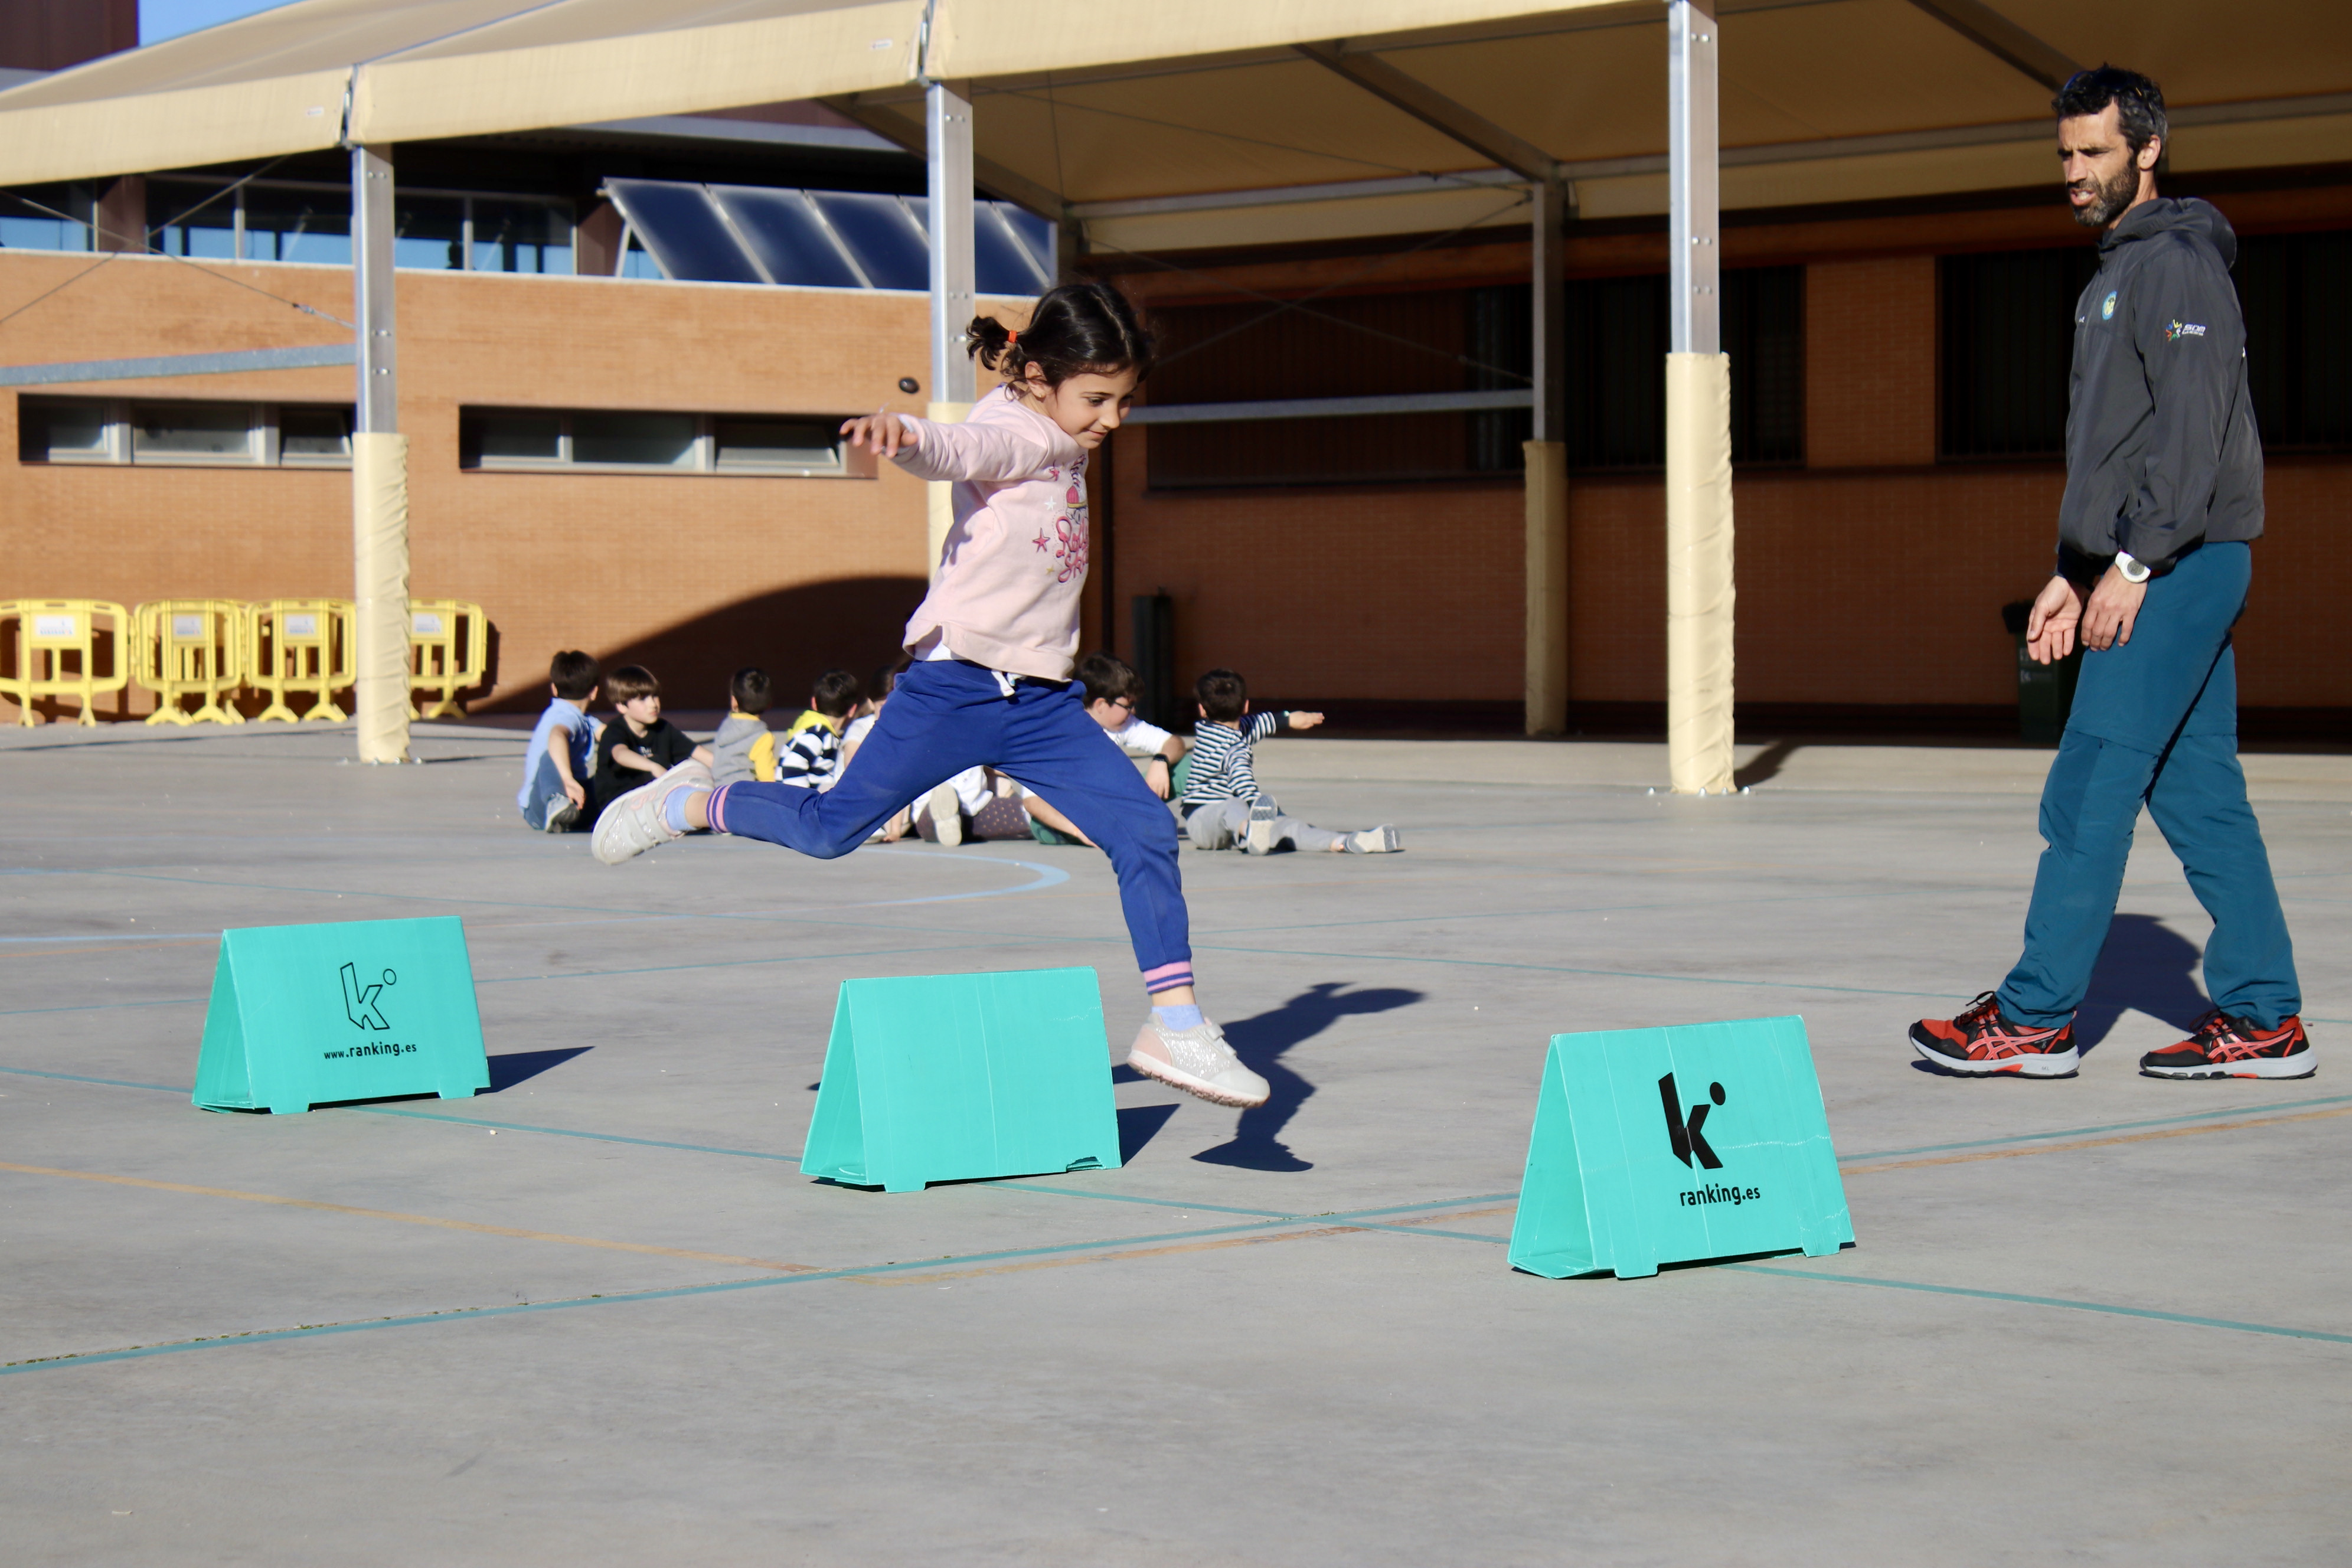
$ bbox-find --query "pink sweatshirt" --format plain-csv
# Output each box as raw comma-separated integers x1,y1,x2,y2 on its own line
893,384,1092,681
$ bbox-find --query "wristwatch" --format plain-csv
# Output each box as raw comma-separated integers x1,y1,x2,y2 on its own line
2115,551,2152,584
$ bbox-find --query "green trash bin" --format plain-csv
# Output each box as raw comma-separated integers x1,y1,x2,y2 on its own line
2003,600,2082,746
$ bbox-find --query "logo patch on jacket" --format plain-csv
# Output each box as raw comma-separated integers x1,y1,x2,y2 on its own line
2101,290,2118,320
2165,319,2207,340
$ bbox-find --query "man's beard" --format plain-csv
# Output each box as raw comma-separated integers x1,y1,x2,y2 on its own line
2070,164,2141,228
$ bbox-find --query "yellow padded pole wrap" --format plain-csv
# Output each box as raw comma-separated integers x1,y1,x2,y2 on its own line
1523,439,1569,737
351,432,412,764
924,400,973,583
1665,352,1735,795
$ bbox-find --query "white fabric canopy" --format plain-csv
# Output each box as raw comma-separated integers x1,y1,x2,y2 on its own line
0,0,2340,241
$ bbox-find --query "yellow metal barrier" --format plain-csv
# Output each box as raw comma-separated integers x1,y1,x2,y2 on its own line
245,599,355,723
407,599,488,720
0,599,129,726
132,600,247,725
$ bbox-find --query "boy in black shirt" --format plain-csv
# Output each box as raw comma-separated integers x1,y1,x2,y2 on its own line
587,665,713,825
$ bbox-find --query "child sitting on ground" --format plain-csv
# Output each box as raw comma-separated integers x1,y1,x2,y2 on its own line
518,650,602,832
710,667,778,787
1179,668,1399,855
777,669,861,790
589,664,714,824
1021,653,1189,846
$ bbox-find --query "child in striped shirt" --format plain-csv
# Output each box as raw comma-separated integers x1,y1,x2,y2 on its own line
775,669,861,789
1180,668,1400,855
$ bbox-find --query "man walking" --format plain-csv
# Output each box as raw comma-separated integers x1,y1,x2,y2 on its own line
1911,67,2309,1081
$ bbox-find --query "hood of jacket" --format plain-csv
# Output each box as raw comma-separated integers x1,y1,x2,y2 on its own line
2101,195,2237,270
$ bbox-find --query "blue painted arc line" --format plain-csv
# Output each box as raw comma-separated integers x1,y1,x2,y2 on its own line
851,851,1073,906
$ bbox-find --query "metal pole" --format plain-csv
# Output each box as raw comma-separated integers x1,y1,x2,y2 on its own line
1668,0,1720,354
1523,177,1570,737
1665,0,1736,795
351,144,410,762
925,81,978,580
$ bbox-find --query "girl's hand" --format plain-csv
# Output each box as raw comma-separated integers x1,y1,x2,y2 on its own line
840,410,914,459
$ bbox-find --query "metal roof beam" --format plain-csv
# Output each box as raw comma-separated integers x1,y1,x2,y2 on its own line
1903,0,2079,92
1293,40,1557,184
819,94,1065,223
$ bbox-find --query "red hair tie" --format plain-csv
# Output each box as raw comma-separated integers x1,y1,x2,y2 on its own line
1005,329,1019,345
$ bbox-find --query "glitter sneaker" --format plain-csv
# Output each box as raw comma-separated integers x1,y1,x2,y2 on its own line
2140,1011,2314,1080
592,760,710,865
1128,1017,1270,1108
1909,991,2079,1077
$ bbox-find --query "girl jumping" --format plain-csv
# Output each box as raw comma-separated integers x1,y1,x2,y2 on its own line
592,281,1268,1111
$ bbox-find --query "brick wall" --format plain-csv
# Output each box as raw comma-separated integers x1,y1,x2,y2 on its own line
0,254,947,721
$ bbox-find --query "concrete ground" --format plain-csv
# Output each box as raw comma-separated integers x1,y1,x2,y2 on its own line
4,720,2348,1566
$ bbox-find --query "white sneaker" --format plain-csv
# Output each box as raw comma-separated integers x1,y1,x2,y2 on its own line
1241,796,1280,856
925,782,963,847
1128,1017,1269,1108
1344,825,1401,853
592,760,710,865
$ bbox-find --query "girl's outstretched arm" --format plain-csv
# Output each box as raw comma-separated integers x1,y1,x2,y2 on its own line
842,409,1064,484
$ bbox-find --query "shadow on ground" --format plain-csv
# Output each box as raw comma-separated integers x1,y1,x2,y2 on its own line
1193,982,1425,1172
2075,913,2210,1053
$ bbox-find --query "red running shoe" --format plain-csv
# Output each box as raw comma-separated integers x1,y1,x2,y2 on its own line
2140,1011,2315,1080
1910,991,2079,1077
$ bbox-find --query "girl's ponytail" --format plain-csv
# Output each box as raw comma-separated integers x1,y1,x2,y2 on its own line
966,315,1018,375
966,280,1155,393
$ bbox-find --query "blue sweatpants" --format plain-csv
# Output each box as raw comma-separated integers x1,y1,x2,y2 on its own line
1998,542,2299,1028
705,658,1194,992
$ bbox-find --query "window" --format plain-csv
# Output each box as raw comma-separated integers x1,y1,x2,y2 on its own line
0,184,94,252
605,179,1052,293
1142,268,1803,489
460,409,858,476
1941,247,2103,459
146,179,573,273
17,397,351,467
2236,228,2352,451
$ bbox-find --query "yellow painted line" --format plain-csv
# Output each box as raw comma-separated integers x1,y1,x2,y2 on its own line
1841,1105,2352,1175
851,1223,1371,1285
0,1161,816,1273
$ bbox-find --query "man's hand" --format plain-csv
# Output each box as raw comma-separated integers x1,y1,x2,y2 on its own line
2024,575,2085,665
2080,564,2148,652
839,410,914,459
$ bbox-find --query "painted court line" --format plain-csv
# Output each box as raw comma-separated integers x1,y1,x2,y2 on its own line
1840,1105,2352,1174
1837,1092,2352,1162
0,1161,819,1274
1728,1264,2352,1347
0,1210,1440,1376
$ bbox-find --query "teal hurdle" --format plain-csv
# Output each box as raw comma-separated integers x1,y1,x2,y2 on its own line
192,915,489,1115
801,967,1123,1193
1508,1015,1853,1279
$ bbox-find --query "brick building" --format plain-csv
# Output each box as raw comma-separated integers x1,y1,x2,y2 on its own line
1,1,2346,733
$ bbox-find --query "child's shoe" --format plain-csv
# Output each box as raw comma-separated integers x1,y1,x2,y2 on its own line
1343,826,1401,853
1128,1016,1270,1108
1242,796,1280,855
592,760,710,865
542,799,579,834
924,782,963,847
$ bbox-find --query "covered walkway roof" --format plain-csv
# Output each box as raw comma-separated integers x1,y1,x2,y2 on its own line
0,1,2345,250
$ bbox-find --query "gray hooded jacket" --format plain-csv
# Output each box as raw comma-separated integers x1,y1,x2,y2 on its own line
2058,196,2263,579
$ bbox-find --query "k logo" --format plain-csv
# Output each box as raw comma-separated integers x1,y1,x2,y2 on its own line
1657,1072,1726,1170
340,962,396,1032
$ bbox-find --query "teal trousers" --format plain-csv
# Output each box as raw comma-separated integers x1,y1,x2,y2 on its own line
1997,543,2300,1030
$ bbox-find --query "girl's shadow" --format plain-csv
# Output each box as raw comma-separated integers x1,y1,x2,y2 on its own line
2073,912,2211,1056
1190,982,1423,1172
